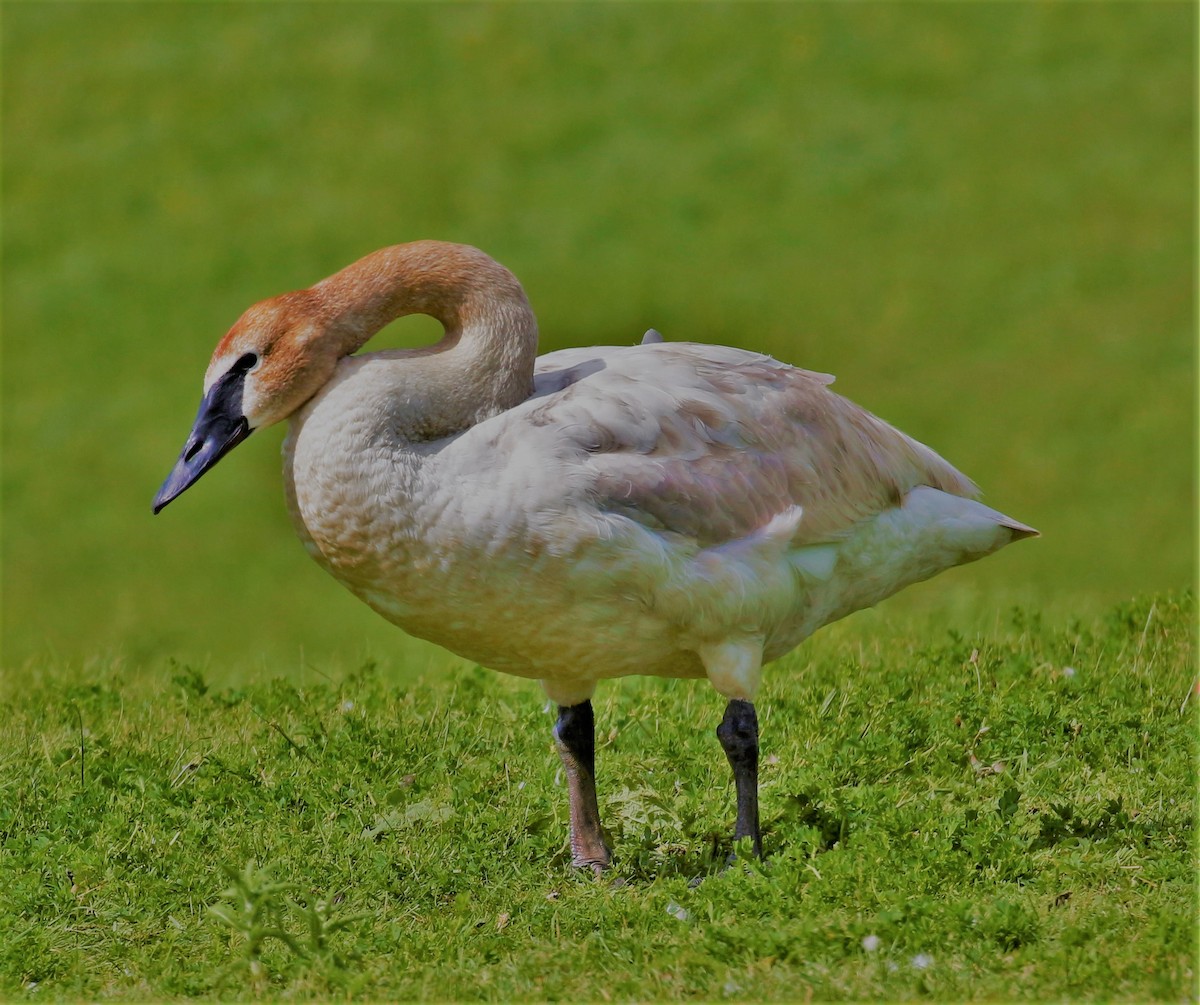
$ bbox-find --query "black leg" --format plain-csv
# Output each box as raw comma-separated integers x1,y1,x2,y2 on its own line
553,700,611,873
716,698,762,857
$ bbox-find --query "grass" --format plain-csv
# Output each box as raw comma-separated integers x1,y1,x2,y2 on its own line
1,592,1194,999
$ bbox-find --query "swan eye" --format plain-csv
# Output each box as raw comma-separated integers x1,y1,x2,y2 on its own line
233,352,258,374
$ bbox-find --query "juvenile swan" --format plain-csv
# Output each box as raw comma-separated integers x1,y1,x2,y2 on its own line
154,242,1036,871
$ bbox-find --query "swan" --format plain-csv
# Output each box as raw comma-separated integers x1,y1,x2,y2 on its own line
154,241,1036,871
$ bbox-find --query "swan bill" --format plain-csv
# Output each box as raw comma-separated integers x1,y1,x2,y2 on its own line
153,367,253,514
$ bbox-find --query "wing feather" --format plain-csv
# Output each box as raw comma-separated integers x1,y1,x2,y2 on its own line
528,343,975,548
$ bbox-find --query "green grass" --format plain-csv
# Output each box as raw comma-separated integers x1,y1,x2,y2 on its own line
1,593,1194,999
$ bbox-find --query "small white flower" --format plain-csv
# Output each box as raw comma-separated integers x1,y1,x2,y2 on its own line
340,699,355,712
911,953,934,970
1062,666,1077,678
862,934,880,952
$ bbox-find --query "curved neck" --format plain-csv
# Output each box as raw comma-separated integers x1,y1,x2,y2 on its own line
312,242,539,420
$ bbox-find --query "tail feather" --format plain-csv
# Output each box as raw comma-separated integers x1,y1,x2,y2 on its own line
998,515,1039,542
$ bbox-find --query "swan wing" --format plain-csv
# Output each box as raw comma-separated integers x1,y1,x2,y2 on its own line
527,344,976,549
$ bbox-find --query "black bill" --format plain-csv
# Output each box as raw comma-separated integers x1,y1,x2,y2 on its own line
152,362,254,514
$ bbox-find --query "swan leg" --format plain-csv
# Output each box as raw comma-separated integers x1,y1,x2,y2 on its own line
717,698,762,858
553,700,611,874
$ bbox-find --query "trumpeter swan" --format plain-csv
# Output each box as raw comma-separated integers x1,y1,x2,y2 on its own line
155,242,1035,870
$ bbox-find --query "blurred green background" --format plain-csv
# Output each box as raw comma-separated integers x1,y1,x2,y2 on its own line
2,2,1194,680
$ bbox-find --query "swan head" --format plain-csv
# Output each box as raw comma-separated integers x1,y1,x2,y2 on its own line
153,289,336,513
153,241,538,513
